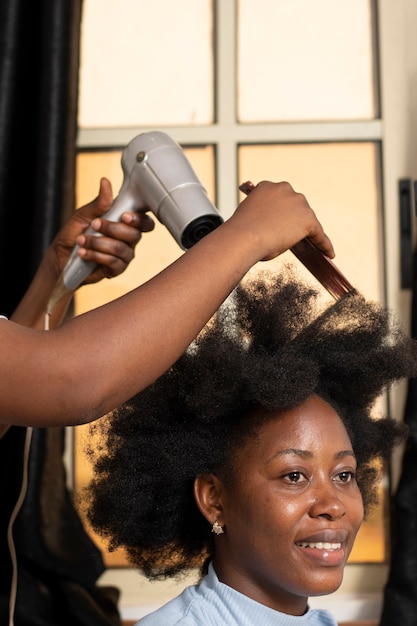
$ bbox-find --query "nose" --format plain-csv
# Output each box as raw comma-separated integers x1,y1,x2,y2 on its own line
308,485,347,520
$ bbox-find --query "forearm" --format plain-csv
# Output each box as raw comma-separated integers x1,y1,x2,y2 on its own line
0,219,261,427
11,256,72,329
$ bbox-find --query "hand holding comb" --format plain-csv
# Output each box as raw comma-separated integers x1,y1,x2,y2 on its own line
239,181,357,301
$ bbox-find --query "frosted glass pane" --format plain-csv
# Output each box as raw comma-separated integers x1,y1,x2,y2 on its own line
79,0,214,127
238,0,376,122
239,143,381,303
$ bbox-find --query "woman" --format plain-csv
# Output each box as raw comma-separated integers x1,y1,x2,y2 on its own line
84,270,417,625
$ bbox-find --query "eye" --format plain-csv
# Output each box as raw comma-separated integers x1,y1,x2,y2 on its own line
283,471,308,484
334,470,356,484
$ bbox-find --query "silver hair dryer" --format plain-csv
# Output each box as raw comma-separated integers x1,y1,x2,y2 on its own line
62,131,223,292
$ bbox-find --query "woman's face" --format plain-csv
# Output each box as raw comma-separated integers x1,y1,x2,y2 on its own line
208,394,364,615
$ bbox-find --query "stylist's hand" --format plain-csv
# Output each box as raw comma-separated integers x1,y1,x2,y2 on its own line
232,180,334,262
52,177,155,285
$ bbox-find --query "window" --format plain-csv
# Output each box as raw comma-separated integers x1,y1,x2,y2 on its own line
72,0,417,620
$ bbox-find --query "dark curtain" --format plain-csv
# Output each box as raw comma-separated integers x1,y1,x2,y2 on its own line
379,250,417,625
0,1,121,624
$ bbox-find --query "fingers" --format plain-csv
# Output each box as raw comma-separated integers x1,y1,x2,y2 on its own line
87,211,155,244
77,229,135,280
98,177,114,206
120,211,155,233
94,177,114,214
76,229,136,280
75,178,115,224
78,242,134,280
76,211,155,282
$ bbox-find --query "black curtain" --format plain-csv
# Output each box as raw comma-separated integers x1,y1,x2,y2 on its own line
0,0,79,313
0,1,121,624
379,250,417,625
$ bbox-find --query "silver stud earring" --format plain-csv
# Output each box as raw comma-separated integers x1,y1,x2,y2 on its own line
211,520,224,535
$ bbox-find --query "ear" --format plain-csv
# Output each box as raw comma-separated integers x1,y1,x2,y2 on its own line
194,473,224,526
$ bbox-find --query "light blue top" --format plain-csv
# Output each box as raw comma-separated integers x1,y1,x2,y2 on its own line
137,563,338,625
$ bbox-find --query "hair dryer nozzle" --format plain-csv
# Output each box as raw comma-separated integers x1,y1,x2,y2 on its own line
181,214,224,249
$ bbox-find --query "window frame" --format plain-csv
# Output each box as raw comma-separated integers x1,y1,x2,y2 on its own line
71,0,417,618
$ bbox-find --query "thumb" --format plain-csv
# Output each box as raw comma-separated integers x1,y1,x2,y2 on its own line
96,177,114,214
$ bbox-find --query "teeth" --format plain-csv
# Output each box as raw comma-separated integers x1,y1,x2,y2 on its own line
298,541,342,550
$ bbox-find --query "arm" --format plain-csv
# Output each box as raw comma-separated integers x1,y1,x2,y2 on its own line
0,181,334,427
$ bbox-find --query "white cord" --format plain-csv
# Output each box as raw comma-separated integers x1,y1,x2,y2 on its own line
7,425,33,626
7,309,51,624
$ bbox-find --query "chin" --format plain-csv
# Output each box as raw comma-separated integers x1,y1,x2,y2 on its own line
305,573,344,598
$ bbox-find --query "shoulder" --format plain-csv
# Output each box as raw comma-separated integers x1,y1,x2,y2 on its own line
307,608,338,625
136,585,206,626
136,567,225,626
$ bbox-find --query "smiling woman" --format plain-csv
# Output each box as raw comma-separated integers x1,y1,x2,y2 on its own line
192,395,364,617
81,269,417,625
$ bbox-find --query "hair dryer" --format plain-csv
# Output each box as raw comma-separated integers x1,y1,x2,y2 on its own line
62,131,223,296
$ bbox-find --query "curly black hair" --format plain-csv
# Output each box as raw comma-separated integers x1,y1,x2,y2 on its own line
83,268,417,581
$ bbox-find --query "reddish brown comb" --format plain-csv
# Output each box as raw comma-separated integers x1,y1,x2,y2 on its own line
239,181,357,301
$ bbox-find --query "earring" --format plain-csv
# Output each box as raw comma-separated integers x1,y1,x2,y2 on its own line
211,520,224,535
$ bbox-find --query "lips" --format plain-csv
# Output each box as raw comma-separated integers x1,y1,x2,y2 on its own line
296,529,348,546
295,529,349,567
295,530,349,566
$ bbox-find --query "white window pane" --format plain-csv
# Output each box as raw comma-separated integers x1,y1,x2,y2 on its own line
238,0,377,122
78,0,214,127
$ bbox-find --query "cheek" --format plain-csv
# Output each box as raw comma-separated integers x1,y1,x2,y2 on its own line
261,494,307,534
277,500,304,520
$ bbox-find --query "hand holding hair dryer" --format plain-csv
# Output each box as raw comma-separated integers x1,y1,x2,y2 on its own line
63,131,223,293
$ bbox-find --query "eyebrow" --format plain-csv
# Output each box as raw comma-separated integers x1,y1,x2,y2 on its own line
267,448,356,463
